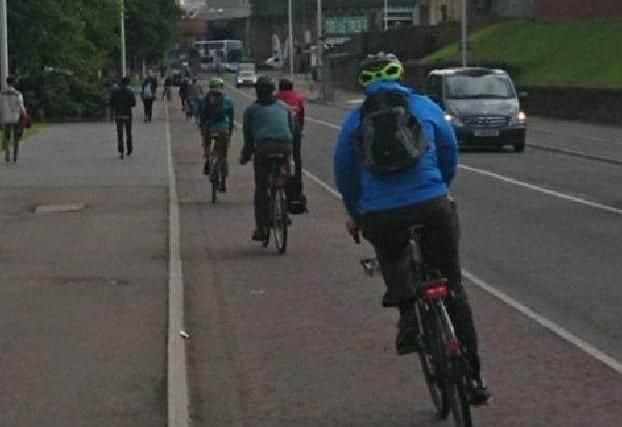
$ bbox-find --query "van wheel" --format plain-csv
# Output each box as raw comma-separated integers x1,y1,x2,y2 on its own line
514,143,525,153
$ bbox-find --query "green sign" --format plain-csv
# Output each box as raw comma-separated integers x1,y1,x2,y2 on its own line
325,16,368,35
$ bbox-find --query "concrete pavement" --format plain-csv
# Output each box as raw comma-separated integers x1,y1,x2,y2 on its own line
0,103,169,426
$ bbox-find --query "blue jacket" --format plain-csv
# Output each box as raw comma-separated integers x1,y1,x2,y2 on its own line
334,80,458,220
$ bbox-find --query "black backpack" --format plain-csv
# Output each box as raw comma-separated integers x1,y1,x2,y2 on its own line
355,90,428,174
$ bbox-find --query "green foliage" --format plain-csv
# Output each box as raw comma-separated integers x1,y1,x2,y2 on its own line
6,0,181,120
422,18,622,88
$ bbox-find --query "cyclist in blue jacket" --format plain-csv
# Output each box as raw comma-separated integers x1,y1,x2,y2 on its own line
334,53,490,405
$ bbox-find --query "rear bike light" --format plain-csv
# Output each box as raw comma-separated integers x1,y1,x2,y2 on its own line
424,283,448,300
446,338,461,355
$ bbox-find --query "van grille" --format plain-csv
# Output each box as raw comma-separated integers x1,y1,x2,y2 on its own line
462,115,509,128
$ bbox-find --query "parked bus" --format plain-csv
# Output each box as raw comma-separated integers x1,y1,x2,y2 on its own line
193,40,244,73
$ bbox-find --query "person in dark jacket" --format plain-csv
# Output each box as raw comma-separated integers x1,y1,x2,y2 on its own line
110,76,136,158
241,76,295,241
141,72,157,122
334,53,490,404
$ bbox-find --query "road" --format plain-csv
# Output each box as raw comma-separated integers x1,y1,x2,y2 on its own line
177,85,622,426
2,86,622,426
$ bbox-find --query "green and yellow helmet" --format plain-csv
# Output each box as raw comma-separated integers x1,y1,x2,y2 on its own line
209,77,225,89
358,52,404,88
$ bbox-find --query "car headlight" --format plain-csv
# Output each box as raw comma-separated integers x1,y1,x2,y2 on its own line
510,111,527,126
444,113,464,127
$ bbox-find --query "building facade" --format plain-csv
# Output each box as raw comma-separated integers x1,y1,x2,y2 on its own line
535,0,622,20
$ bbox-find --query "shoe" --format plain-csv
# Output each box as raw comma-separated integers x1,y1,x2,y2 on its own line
396,308,420,355
252,228,268,241
219,181,226,193
468,377,491,406
203,160,210,175
127,150,132,157
119,152,124,159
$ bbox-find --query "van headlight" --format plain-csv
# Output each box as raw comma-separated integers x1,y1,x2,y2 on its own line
510,111,527,126
445,113,464,127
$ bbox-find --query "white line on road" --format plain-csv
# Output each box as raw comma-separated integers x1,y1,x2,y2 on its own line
165,104,190,427
459,164,622,216
301,167,622,375
230,83,622,217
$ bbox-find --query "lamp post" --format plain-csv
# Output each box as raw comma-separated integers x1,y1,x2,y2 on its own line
121,0,127,76
461,0,467,67
384,0,388,31
0,0,8,90
288,0,294,76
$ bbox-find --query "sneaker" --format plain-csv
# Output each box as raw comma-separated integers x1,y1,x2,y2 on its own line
203,160,210,175
468,377,491,406
252,228,268,241
396,308,420,355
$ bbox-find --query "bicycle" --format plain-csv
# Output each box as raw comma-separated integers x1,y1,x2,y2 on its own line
358,225,474,427
206,135,228,204
261,153,289,254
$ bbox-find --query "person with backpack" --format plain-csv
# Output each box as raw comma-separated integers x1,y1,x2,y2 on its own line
199,77,234,190
141,72,157,122
333,53,490,404
276,78,307,214
1,76,27,163
240,76,295,241
110,76,136,159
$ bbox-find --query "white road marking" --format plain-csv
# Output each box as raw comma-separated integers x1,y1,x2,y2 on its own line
246,95,622,222
230,82,622,216
459,164,622,216
301,167,622,375
165,103,190,427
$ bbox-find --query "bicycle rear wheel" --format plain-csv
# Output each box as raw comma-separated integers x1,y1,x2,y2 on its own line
272,188,288,254
448,375,472,427
418,304,450,419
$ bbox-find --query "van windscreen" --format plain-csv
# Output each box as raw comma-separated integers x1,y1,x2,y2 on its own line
445,74,515,99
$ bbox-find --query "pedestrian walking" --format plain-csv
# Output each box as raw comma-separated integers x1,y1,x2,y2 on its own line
110,76,136,159
1,76,27,163
141,72,157,122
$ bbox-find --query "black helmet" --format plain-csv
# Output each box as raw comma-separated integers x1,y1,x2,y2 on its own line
255,75,276,92
255,75,276,100
279,78,293,91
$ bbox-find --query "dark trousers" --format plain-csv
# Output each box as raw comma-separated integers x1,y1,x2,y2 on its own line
3,124,21,162
143,99,154,121
115,118,133,154
292,131,303,182
360,196,481,374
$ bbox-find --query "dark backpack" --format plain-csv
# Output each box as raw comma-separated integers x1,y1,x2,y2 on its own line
355,90,428,174
204,92,226,121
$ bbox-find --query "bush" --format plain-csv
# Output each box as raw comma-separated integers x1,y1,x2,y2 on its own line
19,70,107,122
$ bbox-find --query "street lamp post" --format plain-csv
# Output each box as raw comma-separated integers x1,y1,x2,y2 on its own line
0,0,8,90
121,0,127,77
384,0,389,31
461,0,467,67
288,0,294,76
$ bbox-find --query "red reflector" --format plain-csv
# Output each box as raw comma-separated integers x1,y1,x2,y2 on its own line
446,339,461,355
424,284,448,299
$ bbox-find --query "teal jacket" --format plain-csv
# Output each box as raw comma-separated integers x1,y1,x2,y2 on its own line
199,91,234,133
242,99,294,158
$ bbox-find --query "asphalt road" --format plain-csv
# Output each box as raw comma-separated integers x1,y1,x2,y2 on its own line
174,86,622,426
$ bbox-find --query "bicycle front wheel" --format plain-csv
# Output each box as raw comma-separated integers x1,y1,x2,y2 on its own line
210,160,219,204
272,188,288,254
